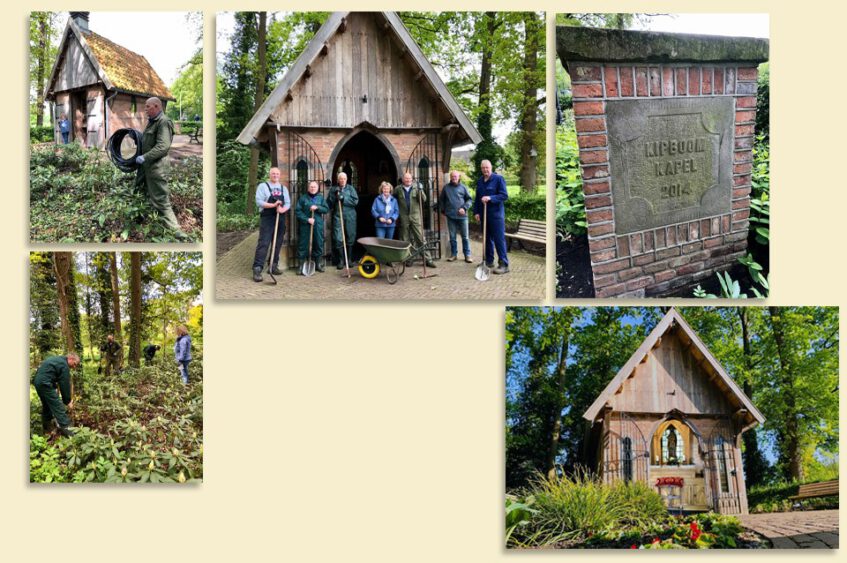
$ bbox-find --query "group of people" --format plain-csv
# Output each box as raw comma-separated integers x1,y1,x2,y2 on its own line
33,326,193,438
250,158,510,280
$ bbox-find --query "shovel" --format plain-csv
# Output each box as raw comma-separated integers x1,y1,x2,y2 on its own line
417,187,438,280
475,201,490,281
302,210,316,276
338,197,351,278
266,205,281,285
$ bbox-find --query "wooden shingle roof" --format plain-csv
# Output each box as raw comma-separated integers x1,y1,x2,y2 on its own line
45,17,174,101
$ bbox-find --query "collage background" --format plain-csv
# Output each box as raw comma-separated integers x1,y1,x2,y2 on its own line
4,1,843,560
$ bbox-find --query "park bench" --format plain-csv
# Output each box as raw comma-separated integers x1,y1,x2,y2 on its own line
188,126,203,144
790,479,839,501
506,219,546,250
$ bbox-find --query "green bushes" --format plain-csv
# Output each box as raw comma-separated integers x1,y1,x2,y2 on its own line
30,125,54,144
504,194,546,228
506,471,750,549
555,113,586,238
747,473,840,514
30,143,202,242
30,360,203,483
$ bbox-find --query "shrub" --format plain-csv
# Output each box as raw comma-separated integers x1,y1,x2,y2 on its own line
555,113,586,237
31,125,55,144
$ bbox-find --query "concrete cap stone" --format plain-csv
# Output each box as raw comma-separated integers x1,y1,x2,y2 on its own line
558,26,769,67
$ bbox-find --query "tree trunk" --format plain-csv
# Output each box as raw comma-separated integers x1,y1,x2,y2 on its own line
52,252,76,354
245,12,268,216
737,307,767,487
109,253,123,354
518,12,541,194
546,312,573,478
84,253,95,362
129,253,142,368
473,12,499,173
768,307,803,481
34,14,49,127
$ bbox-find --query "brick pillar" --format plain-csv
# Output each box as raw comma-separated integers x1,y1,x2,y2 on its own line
558,27,768,297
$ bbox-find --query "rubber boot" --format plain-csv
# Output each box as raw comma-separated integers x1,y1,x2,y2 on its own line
252,266,263,282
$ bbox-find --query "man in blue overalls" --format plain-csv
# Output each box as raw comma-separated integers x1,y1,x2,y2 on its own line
473,159,509,274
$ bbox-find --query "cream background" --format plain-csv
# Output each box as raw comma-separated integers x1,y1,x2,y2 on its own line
4,1,843,560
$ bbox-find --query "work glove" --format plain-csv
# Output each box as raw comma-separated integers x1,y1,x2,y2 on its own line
135,155,145,164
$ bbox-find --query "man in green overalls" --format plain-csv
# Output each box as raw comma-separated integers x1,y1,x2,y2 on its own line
326,172,359,269
33,354,80,437
395,172,436,268
100,334,122,376
134,97,188,241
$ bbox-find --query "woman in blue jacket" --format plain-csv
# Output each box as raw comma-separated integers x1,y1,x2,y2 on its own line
174,325,192,384
371,181,399,239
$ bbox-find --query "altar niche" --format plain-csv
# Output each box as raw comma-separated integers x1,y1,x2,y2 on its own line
583,308,764,514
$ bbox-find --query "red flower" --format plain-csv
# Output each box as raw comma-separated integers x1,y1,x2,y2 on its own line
652,538,660,544
689,522,701,542
630,545,637,549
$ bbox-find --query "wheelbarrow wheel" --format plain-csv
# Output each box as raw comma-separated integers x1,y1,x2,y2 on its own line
386,266,399,285
358,255,380,279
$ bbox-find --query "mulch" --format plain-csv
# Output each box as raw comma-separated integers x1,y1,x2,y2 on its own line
556,234,594,298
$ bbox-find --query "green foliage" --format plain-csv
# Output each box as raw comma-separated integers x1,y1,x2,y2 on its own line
31,125,54,143
504,194,546,228
748,472,840,514
30,361,203,483
30,144,202,242
506,473,746,549
750,137,770,246
756,62,769,139
555,114,586,238
168,48,203,120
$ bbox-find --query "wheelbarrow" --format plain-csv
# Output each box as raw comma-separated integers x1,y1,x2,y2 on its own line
356,237,434,284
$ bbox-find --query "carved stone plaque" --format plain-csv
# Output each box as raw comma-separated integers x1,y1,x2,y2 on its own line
606,97,734,234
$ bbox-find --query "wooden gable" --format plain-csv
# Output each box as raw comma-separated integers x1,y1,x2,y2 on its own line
238,12,482,146
584,308,764,428
48,24,102,94
607,329,734,415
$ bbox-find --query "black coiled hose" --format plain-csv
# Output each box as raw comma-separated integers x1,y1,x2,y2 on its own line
107,128,143,173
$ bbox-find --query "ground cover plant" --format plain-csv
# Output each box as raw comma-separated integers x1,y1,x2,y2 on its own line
30,143,202,243
30,360,203,483
506,471,762,549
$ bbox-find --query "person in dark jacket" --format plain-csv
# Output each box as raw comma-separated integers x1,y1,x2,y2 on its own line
327,172,359,269
33,354,80,436
100,334,122,376
473,159,510,274
174,325,192,385
295,180,329,273
57,113,70,144
143,344,161,366
438,170,474,262
133,97,187,240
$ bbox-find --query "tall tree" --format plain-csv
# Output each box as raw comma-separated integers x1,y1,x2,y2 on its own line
517,12,543,193
737,307,769,487
109,252,122,343
92,253,113,346
30,12,59,126
246,12,268,216
472,12,502,173
52,252,77,354
129,253,143,368
30,253,59,362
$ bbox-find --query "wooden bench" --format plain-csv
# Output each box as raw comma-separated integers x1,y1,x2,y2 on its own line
506,219,546,250
188,127,202,144
790,479,839,500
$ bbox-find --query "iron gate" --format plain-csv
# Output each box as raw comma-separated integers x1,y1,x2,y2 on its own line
704,418,741,514
287,131,326,269
602,413,649,484
406,133,441,260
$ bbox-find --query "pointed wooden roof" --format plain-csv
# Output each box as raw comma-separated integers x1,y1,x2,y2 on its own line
45,17,174,101
237,11,482,146
583,308,765,427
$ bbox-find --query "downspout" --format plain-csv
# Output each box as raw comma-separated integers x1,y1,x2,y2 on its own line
104,89,118,149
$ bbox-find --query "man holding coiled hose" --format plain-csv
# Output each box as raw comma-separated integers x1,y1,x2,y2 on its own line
133,97,187,240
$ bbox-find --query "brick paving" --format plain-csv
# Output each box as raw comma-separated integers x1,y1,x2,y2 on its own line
739,510,839,549
215,232,545,300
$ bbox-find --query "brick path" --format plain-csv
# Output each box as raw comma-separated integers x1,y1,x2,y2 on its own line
215,232,545,300
739,510,839,548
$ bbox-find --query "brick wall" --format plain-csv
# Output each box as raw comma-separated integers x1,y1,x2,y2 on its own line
570,63,758,297
107,93,147,138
